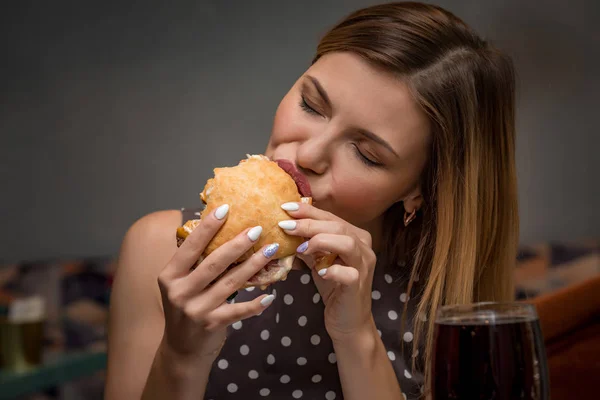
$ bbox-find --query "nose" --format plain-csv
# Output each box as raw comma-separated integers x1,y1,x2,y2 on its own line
296,135,330,176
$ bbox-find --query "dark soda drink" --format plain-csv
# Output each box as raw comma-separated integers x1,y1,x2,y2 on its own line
432,304,549,400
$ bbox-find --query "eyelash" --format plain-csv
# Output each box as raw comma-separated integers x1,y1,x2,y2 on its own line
352,144,381,167
299,96,321,116
299,95,382,168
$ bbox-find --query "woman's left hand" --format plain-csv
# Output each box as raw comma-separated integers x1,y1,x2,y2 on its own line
279,202,377,342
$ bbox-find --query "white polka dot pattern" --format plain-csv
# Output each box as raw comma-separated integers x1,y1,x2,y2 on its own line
227,383,238,393
387,350,396,361
284,294,294,305
200,263,424,400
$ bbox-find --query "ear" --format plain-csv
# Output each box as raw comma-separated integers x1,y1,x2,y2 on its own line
400,187,424,214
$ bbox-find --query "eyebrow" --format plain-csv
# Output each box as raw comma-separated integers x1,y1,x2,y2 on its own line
306,75,332,107
306,75,400,158
358,128,400,158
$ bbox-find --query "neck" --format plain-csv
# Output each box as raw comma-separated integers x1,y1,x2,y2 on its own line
361,215,384,254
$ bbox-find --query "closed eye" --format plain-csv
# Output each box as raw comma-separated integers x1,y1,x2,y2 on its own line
352,144,382,167
299,96,321,116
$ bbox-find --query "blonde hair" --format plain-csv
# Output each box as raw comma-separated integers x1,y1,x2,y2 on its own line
313,2,519,394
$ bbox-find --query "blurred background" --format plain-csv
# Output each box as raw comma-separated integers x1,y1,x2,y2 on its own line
1,1,598,399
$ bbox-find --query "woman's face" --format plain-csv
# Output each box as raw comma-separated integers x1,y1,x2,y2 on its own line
265,52,431,235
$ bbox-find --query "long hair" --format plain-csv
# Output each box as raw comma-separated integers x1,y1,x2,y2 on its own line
313,2,519,395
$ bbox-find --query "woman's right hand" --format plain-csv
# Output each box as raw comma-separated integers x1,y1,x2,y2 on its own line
156,204,277,362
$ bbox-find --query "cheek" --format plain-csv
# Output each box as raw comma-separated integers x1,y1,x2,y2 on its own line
327,171,398,225
270,92,304,145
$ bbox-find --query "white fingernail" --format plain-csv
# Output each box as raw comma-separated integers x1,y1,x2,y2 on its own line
278,220,297,230
215,204,229,220
247,226,263,241
318,268,328,276
260,294,275,307
281,202,300,211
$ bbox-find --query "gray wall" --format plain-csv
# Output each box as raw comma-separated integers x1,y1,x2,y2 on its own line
1,0,599,263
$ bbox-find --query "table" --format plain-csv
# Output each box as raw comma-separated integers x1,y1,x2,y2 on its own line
0,350,106,399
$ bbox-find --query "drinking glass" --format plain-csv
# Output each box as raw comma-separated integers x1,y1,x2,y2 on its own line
432,302,550,399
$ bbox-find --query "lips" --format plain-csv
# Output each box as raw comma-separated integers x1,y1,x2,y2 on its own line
275,159,312,197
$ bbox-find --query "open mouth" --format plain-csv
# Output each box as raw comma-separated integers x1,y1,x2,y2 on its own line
274,159,312,198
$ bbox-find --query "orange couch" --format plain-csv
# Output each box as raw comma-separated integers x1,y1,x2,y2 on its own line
529,275,600,399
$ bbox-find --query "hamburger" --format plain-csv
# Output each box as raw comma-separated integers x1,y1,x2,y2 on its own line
176,154,336,291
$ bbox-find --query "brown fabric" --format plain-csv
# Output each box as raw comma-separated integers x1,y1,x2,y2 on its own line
528,274,600,399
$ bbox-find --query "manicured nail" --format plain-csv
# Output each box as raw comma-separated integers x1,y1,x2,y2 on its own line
247,226,263,241
215,204,230,220
296,241,309,253
263,243,280,258
281,202,300,211
278,220,297,230
260,294,275,307
318,268,328,276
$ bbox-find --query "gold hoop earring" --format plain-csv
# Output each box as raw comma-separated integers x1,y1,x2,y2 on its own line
404,209,417,227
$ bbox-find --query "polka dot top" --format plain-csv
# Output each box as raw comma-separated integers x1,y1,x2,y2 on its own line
181,209,425,399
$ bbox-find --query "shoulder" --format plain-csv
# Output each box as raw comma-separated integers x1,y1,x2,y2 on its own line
115,209,183,287
124,209,183,244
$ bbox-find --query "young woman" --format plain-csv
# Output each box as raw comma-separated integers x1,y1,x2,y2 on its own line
105,2,518,399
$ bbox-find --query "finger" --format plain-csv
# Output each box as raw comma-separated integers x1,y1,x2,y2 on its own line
179,225,265,296
299,233,364,272
187,242,279,311
202,294,276,329
163,204,230,279
280,201,342,223
278,218,351,240
206,242,280,305
279,202,372,246
316,264,360,290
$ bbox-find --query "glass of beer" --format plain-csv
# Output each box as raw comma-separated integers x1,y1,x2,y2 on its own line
432,302,550,400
